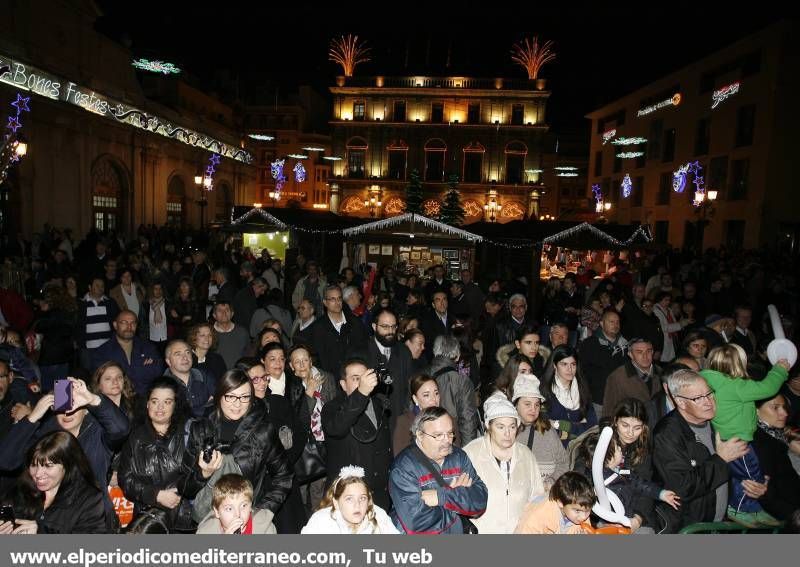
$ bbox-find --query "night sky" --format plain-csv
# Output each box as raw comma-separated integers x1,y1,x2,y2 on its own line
94,2,784,136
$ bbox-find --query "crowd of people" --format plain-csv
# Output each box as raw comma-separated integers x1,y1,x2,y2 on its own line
0,224,798,535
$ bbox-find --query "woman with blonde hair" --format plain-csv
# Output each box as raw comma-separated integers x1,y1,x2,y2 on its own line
188,323,226,383
90,361,137,419
301,466,398,534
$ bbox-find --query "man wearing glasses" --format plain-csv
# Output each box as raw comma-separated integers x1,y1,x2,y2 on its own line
366,308,414,437
321,358,392,510
652,368,764,532
390,407,487,534
304,285,368,376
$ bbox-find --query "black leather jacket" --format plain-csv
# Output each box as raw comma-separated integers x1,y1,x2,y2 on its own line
179,404,293,513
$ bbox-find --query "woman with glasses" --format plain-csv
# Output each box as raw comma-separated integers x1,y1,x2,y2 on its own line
179,369,293,530
118,376,195,532
540,345,597,447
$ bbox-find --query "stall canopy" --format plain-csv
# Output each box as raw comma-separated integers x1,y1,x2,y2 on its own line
465,220,651,250
221,206,367,233
341,213,483,242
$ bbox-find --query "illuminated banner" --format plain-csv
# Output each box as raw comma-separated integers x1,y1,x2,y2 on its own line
711,81,740,109
637,93,681,117
0,52,252,164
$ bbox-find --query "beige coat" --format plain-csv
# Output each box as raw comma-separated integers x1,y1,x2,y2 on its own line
196,508,277,534
463,435,545,534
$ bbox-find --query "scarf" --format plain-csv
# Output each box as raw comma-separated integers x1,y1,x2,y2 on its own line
552,375,580,411
305,367,325,441
150,297,165,325
654,304,678,341
757,419,788,445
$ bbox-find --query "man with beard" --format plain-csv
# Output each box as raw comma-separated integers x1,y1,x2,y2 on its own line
89,310,164,395
364,309,414,437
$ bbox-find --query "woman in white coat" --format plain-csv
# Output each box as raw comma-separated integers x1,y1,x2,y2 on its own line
463,394,545,533
301,466,399,534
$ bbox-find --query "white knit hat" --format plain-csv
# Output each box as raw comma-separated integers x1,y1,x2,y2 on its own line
512,374,546,402
483,393,521,426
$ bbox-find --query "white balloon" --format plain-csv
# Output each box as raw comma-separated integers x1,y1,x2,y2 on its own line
766,305,797,367
591,426,632,528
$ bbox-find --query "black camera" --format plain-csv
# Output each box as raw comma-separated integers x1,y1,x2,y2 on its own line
0,505,14,526
202,436,215,464
375,360,393,386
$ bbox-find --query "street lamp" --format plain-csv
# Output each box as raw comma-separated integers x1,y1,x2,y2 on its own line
194,174,211,229
364,195,382,217
484,197,499,222
269,191,280,207
693,189,718,252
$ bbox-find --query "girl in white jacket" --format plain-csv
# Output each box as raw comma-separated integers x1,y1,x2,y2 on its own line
301,466,399,534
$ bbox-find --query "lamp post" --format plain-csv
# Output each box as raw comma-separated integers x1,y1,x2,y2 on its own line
194,174,211,229
694,189,718,253
364,195,382,217
269,191,280,207
485,180,499,222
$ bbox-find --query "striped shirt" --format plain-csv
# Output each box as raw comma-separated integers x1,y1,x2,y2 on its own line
82,294,113,349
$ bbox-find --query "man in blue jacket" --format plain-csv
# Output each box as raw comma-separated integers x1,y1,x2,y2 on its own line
390,406,487,534
90,310,164,395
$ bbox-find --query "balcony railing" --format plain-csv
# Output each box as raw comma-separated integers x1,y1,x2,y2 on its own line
334,76,547,92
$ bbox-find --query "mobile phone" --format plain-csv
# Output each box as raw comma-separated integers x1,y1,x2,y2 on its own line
53,380,73,413
0,505,14,525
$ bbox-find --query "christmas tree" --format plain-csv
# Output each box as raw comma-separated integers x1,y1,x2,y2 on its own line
404,169,423,215
439,174,465,226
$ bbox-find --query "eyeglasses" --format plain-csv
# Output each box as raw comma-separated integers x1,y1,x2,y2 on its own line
249,375,269,383
377,324,398,331
676,391,715,404
419,430,456,442
223,394,252,404
148,399,175,408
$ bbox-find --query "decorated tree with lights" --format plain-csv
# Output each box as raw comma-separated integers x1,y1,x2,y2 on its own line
404,169,424,215
511,36,556,79
439,174,465,226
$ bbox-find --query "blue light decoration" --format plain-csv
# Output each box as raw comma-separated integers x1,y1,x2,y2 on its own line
592,183,602,205
271,159,287,197
621,174,632,198
131,59,181,75
202,152,221,190
672,161,705,205
293,161,307,183
1,92,31,183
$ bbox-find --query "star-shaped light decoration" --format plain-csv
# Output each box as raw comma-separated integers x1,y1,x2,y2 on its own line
6,115,21,132
11,94,30,114
210,153,221,166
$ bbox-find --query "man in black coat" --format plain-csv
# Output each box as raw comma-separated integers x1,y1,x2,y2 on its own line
424,265,451,302
486,293,537,363
652,369,752,532
361,309,414,437
213,267,238,305
419,291,452,362
578,309,628,417
304,285,368,376
321,358,392,510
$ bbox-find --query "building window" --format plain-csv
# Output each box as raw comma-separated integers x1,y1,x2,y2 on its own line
167,176,186,226
505,141,527,185
735,104,756,147
654,220,669,244
353,101,365,121
729,158,749,200
635,152,646,169
725,220,746,249
594,151,602,177
610,178,620,205
613,154,622,174
662,128,676,162
695,118,711,156
708,156,728,197
424,138,447,182
511,104,524,125
215,183,233,221
462,142,485,183
394,101,406,122
657,172,671,205
91,158,125,233
468,103,480,124
431,103,444,123
648,119,663,160
388,149,407,180
633,176,644,206
346,137,368,179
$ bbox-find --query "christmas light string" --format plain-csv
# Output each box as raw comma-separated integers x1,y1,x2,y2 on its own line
1,92,30,184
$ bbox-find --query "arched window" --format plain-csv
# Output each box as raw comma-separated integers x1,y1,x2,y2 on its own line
346,136,368,179
505,141,528,185
387,140,408,181
462,141,485,183
215,182,233,221
167,176,186,226
424,138,447,182
92,158,126,232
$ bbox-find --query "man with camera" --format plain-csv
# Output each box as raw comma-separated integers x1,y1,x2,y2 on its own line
321,358,392,510
365,308,414,438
